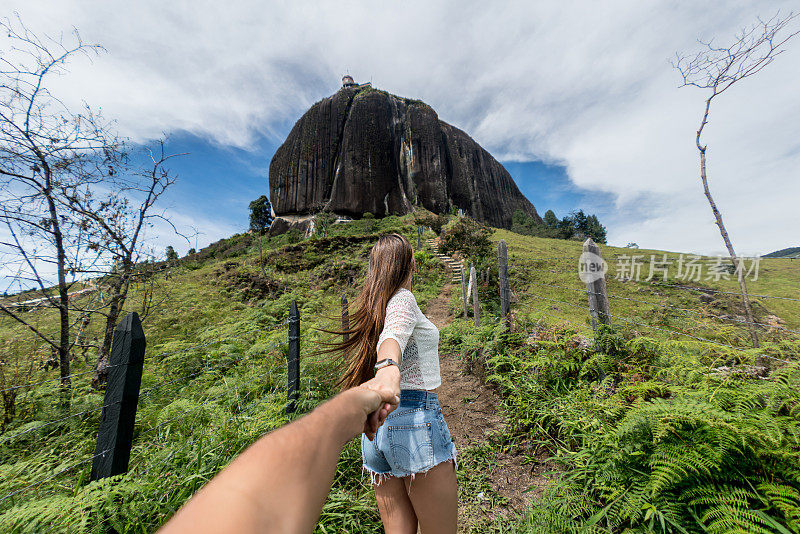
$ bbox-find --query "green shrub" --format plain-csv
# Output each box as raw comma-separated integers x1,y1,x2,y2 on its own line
439,217,492,265
285,228,303,244
412,210,448,235
314,212,337,237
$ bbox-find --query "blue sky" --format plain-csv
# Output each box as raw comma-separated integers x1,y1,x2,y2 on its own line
5,0,800,259
156,133,271,248
502,161,616,224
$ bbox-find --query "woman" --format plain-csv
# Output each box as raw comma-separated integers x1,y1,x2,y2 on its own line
330,233,458,533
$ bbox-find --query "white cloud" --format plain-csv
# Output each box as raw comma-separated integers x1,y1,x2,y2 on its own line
4,0,799,255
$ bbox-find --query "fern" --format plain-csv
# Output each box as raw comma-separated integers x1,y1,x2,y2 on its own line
685,484,776,534
467,320,800,533
758,482,800,532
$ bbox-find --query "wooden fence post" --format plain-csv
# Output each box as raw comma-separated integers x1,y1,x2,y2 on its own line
286,300,300,414
460,261,468,318
466,262,473,301
341,293,349,343
91,312,146,481
471,264,480,327
582,238,610,329
498,240,510,324
417,226,422,250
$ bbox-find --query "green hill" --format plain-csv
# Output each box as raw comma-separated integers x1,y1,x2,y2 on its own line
0,214,798,532
764,246,800,259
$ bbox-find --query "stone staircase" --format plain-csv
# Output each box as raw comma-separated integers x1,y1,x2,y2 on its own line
426,238,463,284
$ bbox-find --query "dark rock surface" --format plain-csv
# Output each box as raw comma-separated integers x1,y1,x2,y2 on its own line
269,87,540,229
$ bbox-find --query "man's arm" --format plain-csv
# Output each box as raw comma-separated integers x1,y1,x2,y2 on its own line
159,384,398,534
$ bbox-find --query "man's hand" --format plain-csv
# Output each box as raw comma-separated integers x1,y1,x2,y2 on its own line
355,376,400,441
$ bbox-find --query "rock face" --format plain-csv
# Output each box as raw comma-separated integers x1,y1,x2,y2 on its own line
269,86,540,229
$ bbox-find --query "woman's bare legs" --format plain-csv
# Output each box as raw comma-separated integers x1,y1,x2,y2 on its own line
404,460,458,533
375,476,418,534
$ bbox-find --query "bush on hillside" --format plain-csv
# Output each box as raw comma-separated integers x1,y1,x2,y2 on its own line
439,217,492,265
285,228,303,244
413,211,448,235
314,212,337,237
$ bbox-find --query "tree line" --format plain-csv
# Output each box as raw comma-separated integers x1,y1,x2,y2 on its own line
511,208,607,244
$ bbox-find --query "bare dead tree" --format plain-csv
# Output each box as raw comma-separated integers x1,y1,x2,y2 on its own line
0,15,110,386
673,11,799,349
135,258,172,322
63,140,187,388
0,16,186,389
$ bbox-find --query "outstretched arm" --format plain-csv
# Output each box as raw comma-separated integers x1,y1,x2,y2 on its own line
159,383,398,534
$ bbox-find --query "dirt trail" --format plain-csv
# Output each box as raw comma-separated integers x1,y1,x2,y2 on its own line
424,282,553,528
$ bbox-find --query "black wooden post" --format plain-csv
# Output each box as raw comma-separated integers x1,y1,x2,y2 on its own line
91,312,146,481
286,300,300,414
498,240,510,325
341,293,349,343
417,226,422,250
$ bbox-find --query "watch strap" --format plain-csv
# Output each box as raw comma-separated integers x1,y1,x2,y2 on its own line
374,358,398,371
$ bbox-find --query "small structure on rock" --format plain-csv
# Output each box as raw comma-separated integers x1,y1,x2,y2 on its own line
342,75,371,90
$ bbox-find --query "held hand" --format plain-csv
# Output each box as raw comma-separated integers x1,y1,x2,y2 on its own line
371,364,401,398
359,368,401,440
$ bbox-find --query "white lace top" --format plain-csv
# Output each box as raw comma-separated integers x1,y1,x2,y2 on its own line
377,288,441,390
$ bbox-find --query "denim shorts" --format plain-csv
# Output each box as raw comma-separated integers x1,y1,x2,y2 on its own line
361,389,457,484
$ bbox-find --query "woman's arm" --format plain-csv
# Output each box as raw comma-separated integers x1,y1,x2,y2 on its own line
370,339,402,395
159,383,398,534
371,290,418,402
359,338,402,439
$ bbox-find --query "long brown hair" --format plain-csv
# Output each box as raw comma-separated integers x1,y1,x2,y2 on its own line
317,233,415,390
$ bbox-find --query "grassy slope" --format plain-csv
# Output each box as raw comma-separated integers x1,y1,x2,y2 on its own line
0,215,446,533
1,216,798,533
455,230,800,533
494,229,800,339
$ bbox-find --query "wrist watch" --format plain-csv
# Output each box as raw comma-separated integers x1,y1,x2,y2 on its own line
374,358,398,371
